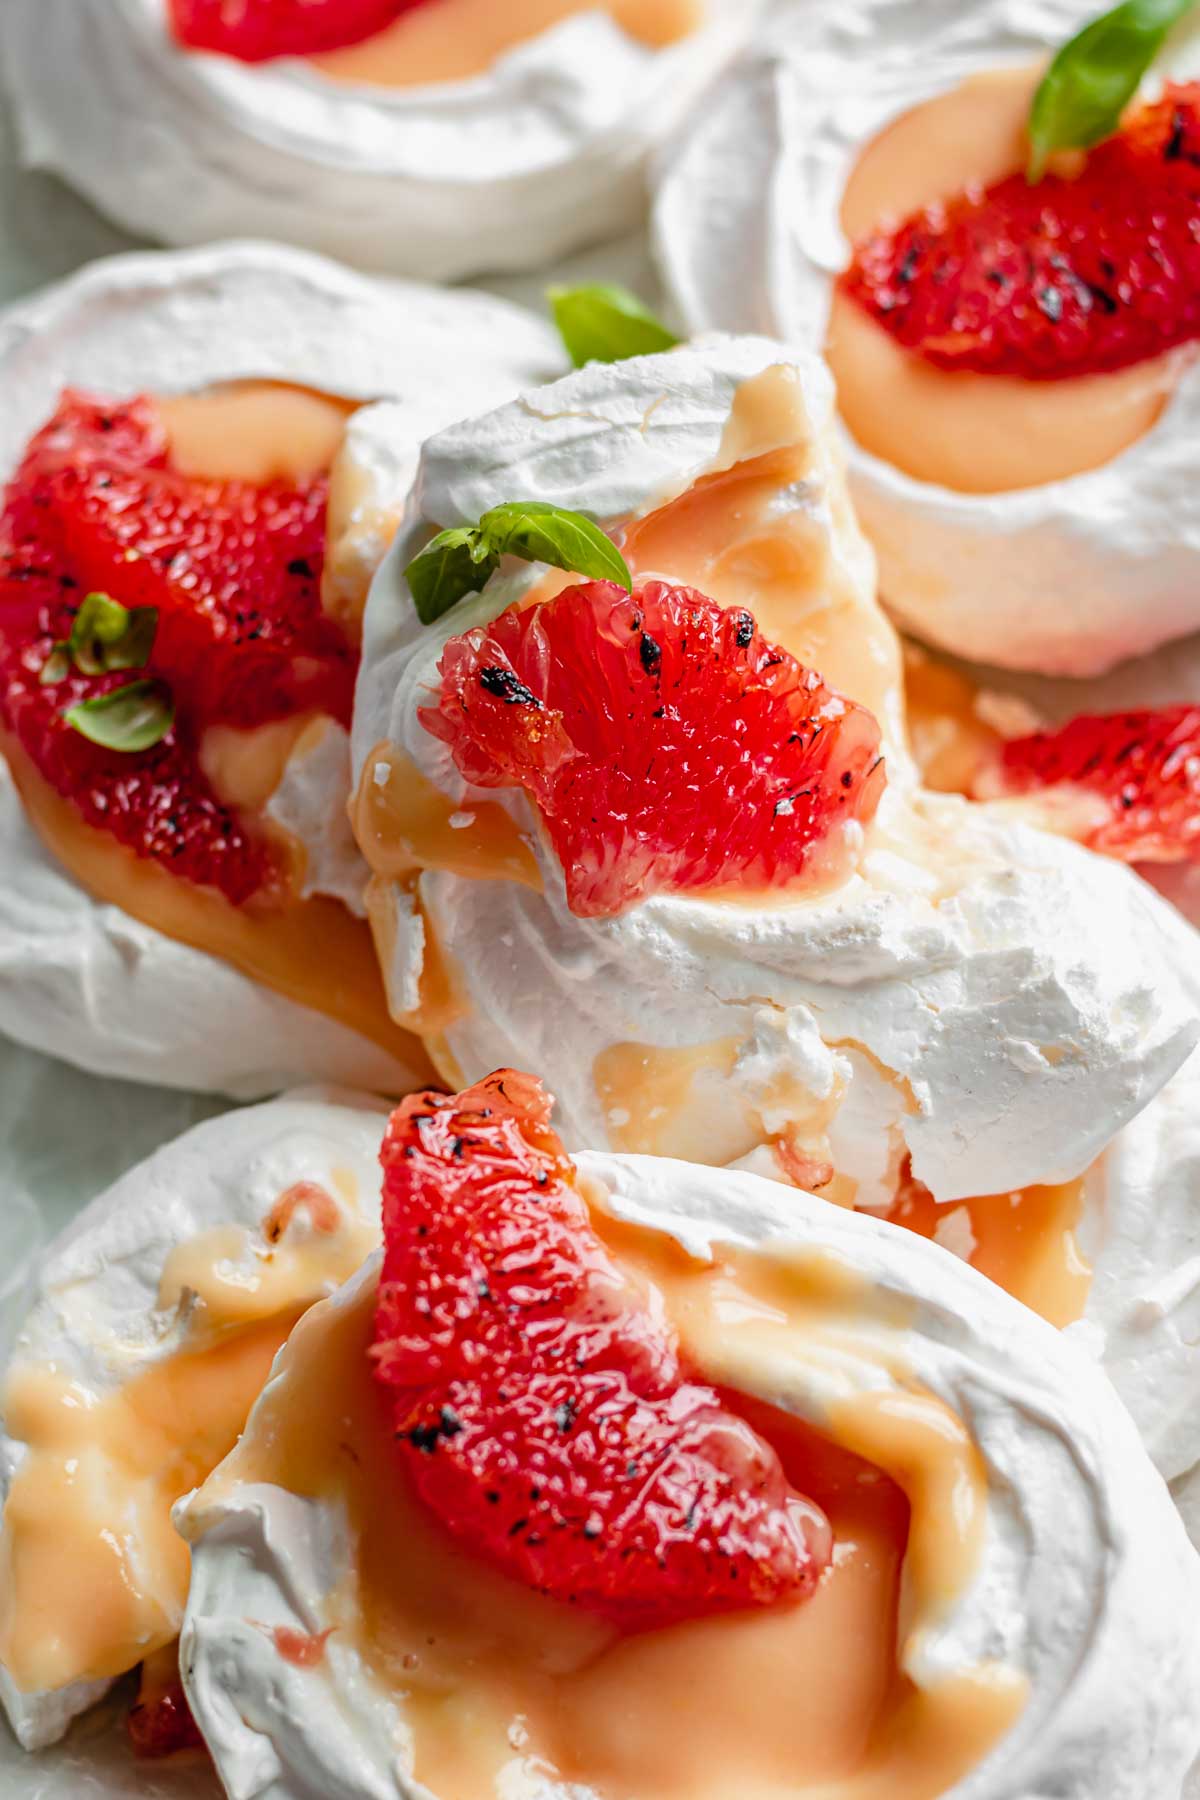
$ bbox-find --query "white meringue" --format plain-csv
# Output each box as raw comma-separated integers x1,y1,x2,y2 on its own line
178,1149,1200,1800
352,336,1200,1205
0,0,751,281
0,240,561,1095
0,1087,387,1756
651,0,1200,678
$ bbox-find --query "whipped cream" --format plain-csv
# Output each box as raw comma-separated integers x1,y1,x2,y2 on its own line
353,336,1200,1203
652,0,1200,677
0,0,751,281
0,240,561,1095
179,1149,1200,1800
0,1088,387,1753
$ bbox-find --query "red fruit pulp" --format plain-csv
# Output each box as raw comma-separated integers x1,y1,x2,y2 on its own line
127,1671,206,1761
421,578,886,917
372,1072,833,1631
990,706,1200,862
0,390,350,903
168,0,432,62
841,85,1200,379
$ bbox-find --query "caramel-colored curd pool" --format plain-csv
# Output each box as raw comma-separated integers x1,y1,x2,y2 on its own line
194,1211,1025,1799
0,1172,377,1694
311,0,703,88
826,66,1181,493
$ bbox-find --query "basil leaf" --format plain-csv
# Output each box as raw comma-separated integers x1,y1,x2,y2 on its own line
1028,0,1194,178
68,591,158,675
406,526,500,626
548,283,679,367
64,679,174,753
38,644,72,687
478,501,632,593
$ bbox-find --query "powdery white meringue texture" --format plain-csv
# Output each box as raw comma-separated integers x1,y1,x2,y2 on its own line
0,0,752,281
352,335,1200,1205
652,0,1200,677
0,1087,388,1755
0,240,562,1096
177,1151,1200,1800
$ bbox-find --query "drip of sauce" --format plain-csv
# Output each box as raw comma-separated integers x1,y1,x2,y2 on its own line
623,366,904,745
593,1036,847,1190
886,1176,1092,1328
1,733,430,1075
199,713,317,813
353,745,540,890
312,0,703,87
200,1225,1023,1800
362,871,466,1037
902,649,1001,795
827,67,1180,493
0,1189,378,1696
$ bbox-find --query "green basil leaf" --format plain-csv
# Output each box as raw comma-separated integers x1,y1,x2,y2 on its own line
406,526,500,626
68,591,158,675
548,283,679,367
38,644,72,687
1028,0,1194,178
478,501,632,593
64,679,174,753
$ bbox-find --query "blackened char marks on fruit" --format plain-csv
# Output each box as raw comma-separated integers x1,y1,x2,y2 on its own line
371,1072,833,1630
420,578,886,916
990,705,1200,862
841,84,1200,378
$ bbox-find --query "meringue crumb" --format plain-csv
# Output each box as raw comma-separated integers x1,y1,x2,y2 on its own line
607,1107,631,1128
448,811,476,830
372,761,389,789
933,1206,977,1263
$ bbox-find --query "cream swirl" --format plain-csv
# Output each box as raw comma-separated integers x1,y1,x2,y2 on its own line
0,0,751,280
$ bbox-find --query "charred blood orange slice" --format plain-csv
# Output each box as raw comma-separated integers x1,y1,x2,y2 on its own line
372,1072,833,1630
168,0,427,62
0,390,349,902
985,706,1200,862
420,578,886,917
841,84,1200,380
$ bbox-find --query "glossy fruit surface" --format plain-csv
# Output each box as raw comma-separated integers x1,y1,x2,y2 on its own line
988,705,1200,862
168,0,426,62
372,1071,832,1630
422,578,886,916
842,85,1200,378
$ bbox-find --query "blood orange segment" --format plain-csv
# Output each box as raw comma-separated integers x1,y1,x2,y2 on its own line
372,1072,833,1631
168,0,429,61
0,389,350,901
841,84,1200,379
420,578,886,917
986,706,1200,862
127,1671,206,1761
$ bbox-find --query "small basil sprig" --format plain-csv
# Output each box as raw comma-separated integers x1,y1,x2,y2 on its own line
548,283,679,368
1028,0,1194,178
406,500,631,627
64,679,175,753
41,591,158,685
